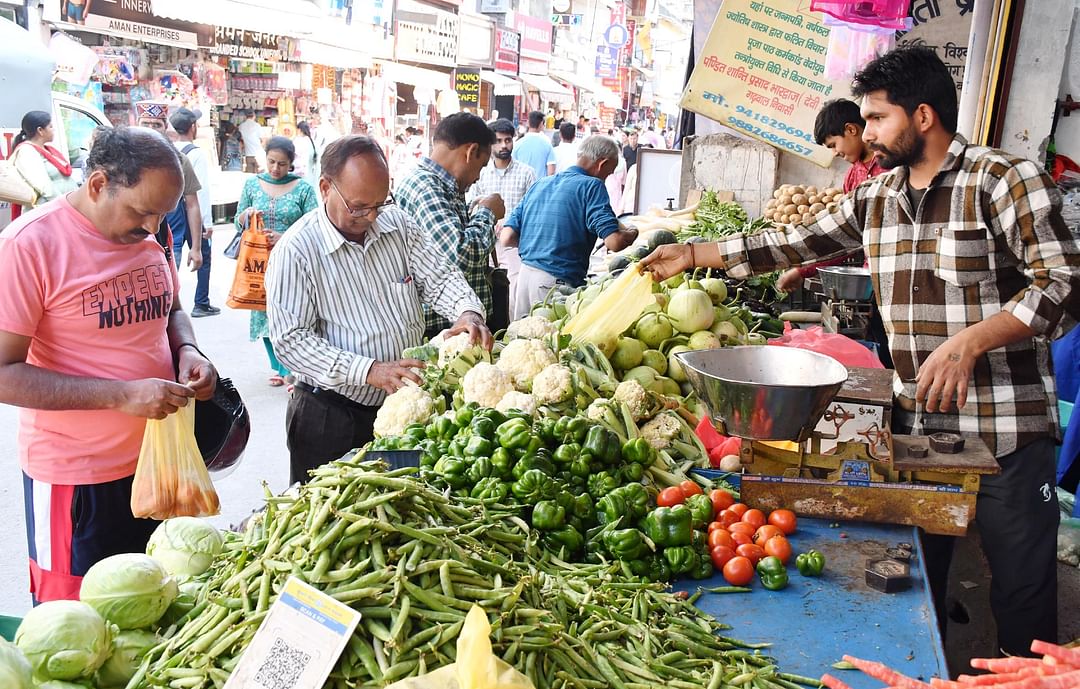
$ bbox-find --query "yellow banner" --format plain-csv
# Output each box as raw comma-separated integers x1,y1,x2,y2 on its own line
680,0,843,167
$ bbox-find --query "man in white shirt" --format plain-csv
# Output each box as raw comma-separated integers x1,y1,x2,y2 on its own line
266,135,492,484
169,108,219,318
237,112,263,173
554,122,579,173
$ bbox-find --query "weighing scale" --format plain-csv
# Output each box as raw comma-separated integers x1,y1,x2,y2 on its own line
817,265,876,340
677,348,1000,536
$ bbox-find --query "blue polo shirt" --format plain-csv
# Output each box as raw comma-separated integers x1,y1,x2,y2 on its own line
505,166,619,286
511,132,556,178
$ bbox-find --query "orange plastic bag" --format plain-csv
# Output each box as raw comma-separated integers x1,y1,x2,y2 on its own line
131,403,221,519
767,324,884,369
226,212,270,311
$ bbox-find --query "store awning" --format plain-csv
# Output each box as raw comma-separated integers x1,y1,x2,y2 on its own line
293,40,372,70
550,71,622,107
380,61,452,92
519,73,573,104
480,71,521,97
151,0,324,37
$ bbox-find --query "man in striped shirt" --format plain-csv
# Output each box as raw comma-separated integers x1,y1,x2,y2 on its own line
642,47,1080,656
266,136,491,484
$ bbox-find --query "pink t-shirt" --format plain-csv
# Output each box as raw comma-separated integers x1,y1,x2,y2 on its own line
0,198,179,485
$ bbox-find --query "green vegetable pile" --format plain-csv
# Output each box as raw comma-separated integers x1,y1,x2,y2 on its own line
677,191,751,241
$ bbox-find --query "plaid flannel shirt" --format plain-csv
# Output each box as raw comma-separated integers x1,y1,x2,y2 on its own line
718,135,1080,457
396,158,496,332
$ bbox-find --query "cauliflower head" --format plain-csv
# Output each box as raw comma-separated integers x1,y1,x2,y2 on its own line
641,412,682,449
437,332,484,366
373,384,435,437
614,379,649,420
586,399,609,422
505,315,559,340
532,364,573,404
462,362,515,408
496,338,557,391
496,391,537,417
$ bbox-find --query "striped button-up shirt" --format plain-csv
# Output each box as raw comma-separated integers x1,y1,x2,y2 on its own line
717,135,1080,457
266,204,484,406
396,158,496,333
468,159,537,217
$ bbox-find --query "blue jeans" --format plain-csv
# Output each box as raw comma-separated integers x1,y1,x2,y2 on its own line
173,229,212,307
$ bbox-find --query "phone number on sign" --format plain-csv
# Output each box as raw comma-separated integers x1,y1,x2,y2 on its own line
727,115,813,155
735,105,815,145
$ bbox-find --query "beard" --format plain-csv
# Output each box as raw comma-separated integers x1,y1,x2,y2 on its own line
870,124,926,169
494,149,512,160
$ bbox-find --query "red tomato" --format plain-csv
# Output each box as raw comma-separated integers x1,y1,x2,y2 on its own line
657,486,686,507
741,508,767,529
729,503,749,518
679,480,704,498
708,529,735,550
707,521,726,534
719,436,743,458
736,543,766,566
728,522,756,538
767,509,798,535
709,489,736,515
722,556,754,586
718,509,741,528
711,545,737,570
730,531,752,547
753,525,785,544
763,535,793,564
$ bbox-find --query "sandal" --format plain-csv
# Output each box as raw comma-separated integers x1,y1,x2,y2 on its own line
268,375,285,387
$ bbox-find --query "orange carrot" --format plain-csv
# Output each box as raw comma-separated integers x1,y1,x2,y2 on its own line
983,669,1080,689
970,658,1043,674
929,677,964,688
820,674,855,689
956,673,1026,685
1030,641,1080,668
1018,665,1079,677
842,655,932,689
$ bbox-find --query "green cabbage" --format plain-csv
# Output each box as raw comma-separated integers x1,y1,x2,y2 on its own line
79,553,178,630
145,517,224,578
0,638,33,689
14,601,113,681
95,629,158,688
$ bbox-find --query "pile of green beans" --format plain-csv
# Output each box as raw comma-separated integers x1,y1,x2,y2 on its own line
130,457,820,689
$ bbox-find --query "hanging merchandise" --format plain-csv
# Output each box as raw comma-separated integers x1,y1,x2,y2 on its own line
196,62,229,106
153,70,195,104
824,22,896,81
93,49,139,87
49,32,99,86
810,0,912,31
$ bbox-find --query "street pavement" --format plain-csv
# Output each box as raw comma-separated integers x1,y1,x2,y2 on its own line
0,229,292,616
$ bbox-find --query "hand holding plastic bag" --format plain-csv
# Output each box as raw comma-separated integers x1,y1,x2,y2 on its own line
131,403,221,519
385,606,534,689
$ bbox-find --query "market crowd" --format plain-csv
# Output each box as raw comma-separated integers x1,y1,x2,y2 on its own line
0,45,1076,663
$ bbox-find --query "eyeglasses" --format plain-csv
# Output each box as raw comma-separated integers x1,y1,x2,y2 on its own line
331,181,395,218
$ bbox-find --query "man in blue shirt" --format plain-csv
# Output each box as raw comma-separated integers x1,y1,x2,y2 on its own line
502,136,638,318
511,111,556,179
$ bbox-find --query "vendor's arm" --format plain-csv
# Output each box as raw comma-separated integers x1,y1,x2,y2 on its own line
641,190,866,281
266,240,423,394
919,160,1080,413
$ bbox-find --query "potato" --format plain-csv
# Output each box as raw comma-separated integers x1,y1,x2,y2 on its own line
781,204,795,215
779,194,793,206
805,186,819,196
808,194,821,205
791,194,807,206
772,211,784,222
787,214,801,224
802,213,813,224
797,204,809,214
773,189,784,199
792,185,805,195
809,202,825,214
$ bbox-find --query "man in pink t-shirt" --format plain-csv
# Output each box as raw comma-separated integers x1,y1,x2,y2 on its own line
0,127,218,602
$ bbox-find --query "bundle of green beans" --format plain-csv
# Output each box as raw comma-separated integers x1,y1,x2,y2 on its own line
129,457,820,689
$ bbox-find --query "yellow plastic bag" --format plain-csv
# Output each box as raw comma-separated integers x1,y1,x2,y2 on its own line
131,403,221,519
563,263,655,347
385,606,534,689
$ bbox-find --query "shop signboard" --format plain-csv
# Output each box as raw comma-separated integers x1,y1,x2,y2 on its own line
595,45,618,79
897,1,974,96
681,0,844,167
45,0,212,48
513,13,552,65
395,0,459,67
494,27,520,75
458,12,495,69
455,67,481,108
209,27,287,62
480,0,511,12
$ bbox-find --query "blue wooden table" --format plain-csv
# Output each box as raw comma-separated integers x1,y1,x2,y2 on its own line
676,518,947,688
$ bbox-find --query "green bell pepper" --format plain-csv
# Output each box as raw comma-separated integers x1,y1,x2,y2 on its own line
795,550,825,577
496,418,533,450
596,493,626,526
621,437,656,466
470,477,508,502
448,436,467,459
466,456,493,483
543,524,584,554
642,505,693,547
402,424,427,446
647,554,672,582
756,555,789,590
470,416,497,440
691,557,714,580
537,418,559,445
511,453,555,480
571,493,595,523
685,493,714,528
490,447,514,478
663,545,700,575
553,442,581,465
568,457,591,478
588,471,620,499
369,436,400,450
602,528,650,561
511,469,555,505
475,408,507,427
532,500,566,530
464,434,494,458
433,456,469,489
555,416,590,444
455,404,476,427
432,414,458,440
583,425,621,465
615,483,650,521
620,462,645,483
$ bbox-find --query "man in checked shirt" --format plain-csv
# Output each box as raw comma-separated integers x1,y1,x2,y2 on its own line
643,46,1080,655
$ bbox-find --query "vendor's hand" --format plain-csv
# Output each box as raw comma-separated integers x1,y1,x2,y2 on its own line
915,334,977,413
177,347,218,401
477,194,506,220
444,311,494,351
367,359,425,395
776,268,803,293
118,378,195,419
639,243,694,282
186,248,203,271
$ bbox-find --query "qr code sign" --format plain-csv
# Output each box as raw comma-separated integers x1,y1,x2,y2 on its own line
254,637,312,689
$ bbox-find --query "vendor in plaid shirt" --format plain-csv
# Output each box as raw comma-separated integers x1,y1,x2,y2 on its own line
396,114,505,338
643,47,1080,657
